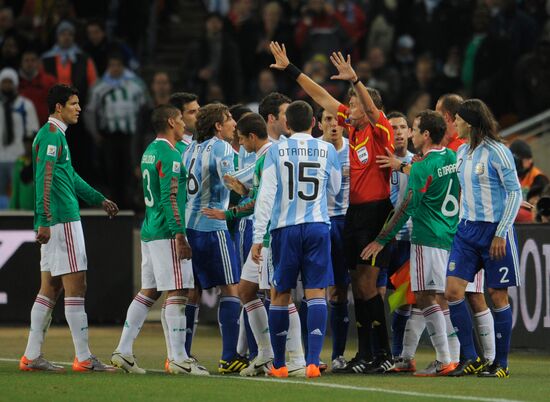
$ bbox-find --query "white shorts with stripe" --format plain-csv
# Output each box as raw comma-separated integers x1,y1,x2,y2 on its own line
410,244,448,292
40,221,87,276
241,247,270,290
141,239,194,291
465,269,485,293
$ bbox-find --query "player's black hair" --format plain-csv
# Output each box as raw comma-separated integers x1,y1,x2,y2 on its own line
169,92,198,111
47,84,79,114
229,104,252,123
347,86,384,110
286,100,313,132
438,93,463,121
237,113,267,139
416,110,447,145
387,111,407,122
196,103,230,143
86,17,106,31
258,92,291,122
151,104,180,134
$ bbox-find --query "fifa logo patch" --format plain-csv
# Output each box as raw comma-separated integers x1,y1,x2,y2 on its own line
172,161,181,173
475,163,485,175
449,261,456,271
46,145,57,157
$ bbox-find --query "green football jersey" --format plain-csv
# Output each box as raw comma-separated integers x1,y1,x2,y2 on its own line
225,144,271,247
32,120,105,230
377,147,459,250
141,138,186,241
175,140,188,155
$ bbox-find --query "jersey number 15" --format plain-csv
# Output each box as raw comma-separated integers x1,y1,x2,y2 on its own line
283,161,321,201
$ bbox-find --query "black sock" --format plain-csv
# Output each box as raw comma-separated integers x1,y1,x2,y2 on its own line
365,294,390,357
354,299,372,361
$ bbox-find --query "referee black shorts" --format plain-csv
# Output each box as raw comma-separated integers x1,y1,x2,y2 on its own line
344,198,393,270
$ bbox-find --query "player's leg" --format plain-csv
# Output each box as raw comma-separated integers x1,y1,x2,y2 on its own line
329,285,349,368
467,271,495,365
20,269,64,372
391,305,423,372
411,245,454,377
436,294,460,365
478,228,520,378
286,296,306,375
184,286,201,356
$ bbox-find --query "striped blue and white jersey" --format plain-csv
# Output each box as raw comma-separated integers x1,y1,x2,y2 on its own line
232,145,256,189
390,150,414,241
253,133,341,244
456,139,521,238
183,137,235,231
326,138,350,217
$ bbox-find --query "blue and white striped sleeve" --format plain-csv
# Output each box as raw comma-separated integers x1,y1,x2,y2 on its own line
231,162,255,188
214,141,235,186
253,147,277,244
327,145,342,196
492,144,522,238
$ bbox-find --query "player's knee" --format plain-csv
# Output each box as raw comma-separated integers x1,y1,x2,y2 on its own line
139,289,161,300
466,292,488,313
238,282,257,303
488,288,508,308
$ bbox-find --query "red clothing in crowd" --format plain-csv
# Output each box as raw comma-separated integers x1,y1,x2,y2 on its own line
19,69,57,125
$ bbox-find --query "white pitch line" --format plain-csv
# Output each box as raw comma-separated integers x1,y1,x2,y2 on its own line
0,358,526,402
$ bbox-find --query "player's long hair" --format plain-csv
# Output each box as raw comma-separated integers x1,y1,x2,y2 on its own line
196,103,229,143
460,99,501,152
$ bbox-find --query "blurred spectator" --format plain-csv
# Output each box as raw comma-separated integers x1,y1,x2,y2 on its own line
255,2,294,78
21,0,77,48
405,91,431,126
83,18,139,76
8,134,33,210
249,68,278,107
391,34,416,85
205,0,231,16
0,34,22,69
513,37,550,119
367,0,397,57
400,54,438,110
333,0,367,59
0,6,15,46
279,0,303,27
294,0,351,64
150,71,172,107
227,0,259,93
0,67,39,209
365,46,400,109
509,139,549,197
462,5,491,95
85,52,149,209
535,191,550,223
182,12,243,104
354,59,371,83
18,47,57,125
294,54,344,111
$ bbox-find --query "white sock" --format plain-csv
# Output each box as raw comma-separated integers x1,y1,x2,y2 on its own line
401,308,425,359
287,303,305,366
423,305,450,365
244,298,273,358
116,293,154,355
474,308,495,363
237,309,248,356
24,295,55,359
443,309,460,363
161,302,172,360
65,297,91,361
165,296,188,362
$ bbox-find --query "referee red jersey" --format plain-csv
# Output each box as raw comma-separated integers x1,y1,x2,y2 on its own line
337,104,394,204
446,132,465,152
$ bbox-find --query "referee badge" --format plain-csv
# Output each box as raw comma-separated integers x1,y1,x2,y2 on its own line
356,146,369,164
475,162,485,175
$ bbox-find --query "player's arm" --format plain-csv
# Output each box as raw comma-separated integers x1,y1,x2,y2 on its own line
491,147,522,259
73,171,118,217
35,133,60,228
251,149,278,263
269,41,340,116
377,148,411,174
214,142,236,189
327,145,342,196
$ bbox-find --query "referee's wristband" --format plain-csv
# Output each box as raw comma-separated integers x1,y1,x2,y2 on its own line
351,77,360,85
284,63,302,80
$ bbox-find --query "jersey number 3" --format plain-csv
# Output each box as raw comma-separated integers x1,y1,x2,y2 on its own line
283,161,321,201
143,169,154,207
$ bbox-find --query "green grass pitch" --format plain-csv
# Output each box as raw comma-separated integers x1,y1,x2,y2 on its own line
1,323,549,402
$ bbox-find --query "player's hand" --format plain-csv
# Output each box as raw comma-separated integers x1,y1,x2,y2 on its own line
36,226,51,244
360,241,383,262
224,174,248,195
489,236,506,260
201,208,226,220
176,233,192,260
520,200,535,210
329,51,357,82
376,147,401,170
269,41,290,70
102,199,119,218
251,243,263,264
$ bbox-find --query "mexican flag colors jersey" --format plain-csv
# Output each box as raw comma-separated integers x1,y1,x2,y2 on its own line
33,119,105,230
377,147,459,250
141,138,186,241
